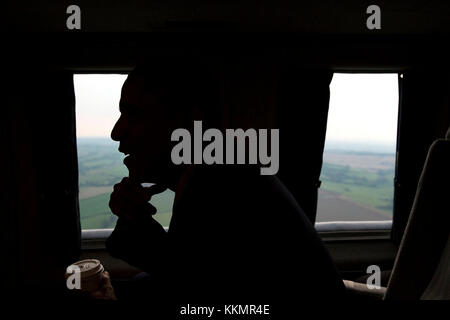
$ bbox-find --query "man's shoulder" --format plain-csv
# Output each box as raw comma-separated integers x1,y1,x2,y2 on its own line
177,165,306,221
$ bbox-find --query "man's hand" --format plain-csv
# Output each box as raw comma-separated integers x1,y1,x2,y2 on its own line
109,177,167,222
88,271,117,301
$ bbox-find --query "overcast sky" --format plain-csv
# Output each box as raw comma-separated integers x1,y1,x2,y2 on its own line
74,74,127,138
74,73,398,151
325,73,398,151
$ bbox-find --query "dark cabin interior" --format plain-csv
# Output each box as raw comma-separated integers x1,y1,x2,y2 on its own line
3,0,450,313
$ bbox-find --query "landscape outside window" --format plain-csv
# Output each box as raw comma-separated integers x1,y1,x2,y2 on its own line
316,73,398,222
75,73,398,230
75,74,174,230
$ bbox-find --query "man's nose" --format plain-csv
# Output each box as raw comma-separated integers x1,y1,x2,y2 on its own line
111,115,126,142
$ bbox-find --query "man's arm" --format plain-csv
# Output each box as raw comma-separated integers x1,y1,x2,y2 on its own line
105,177,170,274
106,215,168,273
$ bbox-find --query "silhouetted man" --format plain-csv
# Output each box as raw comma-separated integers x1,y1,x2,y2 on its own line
105,60,346,307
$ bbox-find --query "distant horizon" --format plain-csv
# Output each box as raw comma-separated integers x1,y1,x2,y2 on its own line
77,136,396,154
324,140,396,154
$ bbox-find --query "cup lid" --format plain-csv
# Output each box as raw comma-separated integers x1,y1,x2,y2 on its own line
66,259,103,278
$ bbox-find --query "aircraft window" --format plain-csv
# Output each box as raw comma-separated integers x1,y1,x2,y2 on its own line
75,73,398,230
74,74,175,230
316,73,399,223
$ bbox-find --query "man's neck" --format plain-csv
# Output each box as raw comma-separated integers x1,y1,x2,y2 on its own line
167,164,191,192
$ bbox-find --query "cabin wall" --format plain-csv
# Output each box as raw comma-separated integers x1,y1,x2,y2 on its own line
6,0,450,34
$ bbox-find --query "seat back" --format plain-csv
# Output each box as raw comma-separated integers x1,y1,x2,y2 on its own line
384,137,450,300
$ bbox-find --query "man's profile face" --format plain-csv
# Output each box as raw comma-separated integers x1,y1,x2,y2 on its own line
111,74,175,185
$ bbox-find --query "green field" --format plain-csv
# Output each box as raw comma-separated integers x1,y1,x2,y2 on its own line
79,190,175,229
77,141,128,188
78,138,395,229
319,161,394,213
78,138,175,229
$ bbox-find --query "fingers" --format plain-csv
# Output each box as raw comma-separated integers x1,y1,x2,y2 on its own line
89,271,117,301
143,184,168,198
114,177,149,202
101,271,112,285
109,191,156,221
109,177,161,221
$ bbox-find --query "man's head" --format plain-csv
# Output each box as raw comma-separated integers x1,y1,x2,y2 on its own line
111,59,220,187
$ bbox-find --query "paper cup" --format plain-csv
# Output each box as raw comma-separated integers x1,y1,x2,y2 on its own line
65,259,104,292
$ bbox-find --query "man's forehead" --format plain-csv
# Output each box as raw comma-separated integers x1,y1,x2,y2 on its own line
121,75,144,101
120,76,162,111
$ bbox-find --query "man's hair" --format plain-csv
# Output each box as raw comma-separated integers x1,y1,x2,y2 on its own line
129,57,221,128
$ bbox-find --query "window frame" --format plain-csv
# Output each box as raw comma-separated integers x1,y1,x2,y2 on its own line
81,220,392,250
315,71,400,232
74,69,402,243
